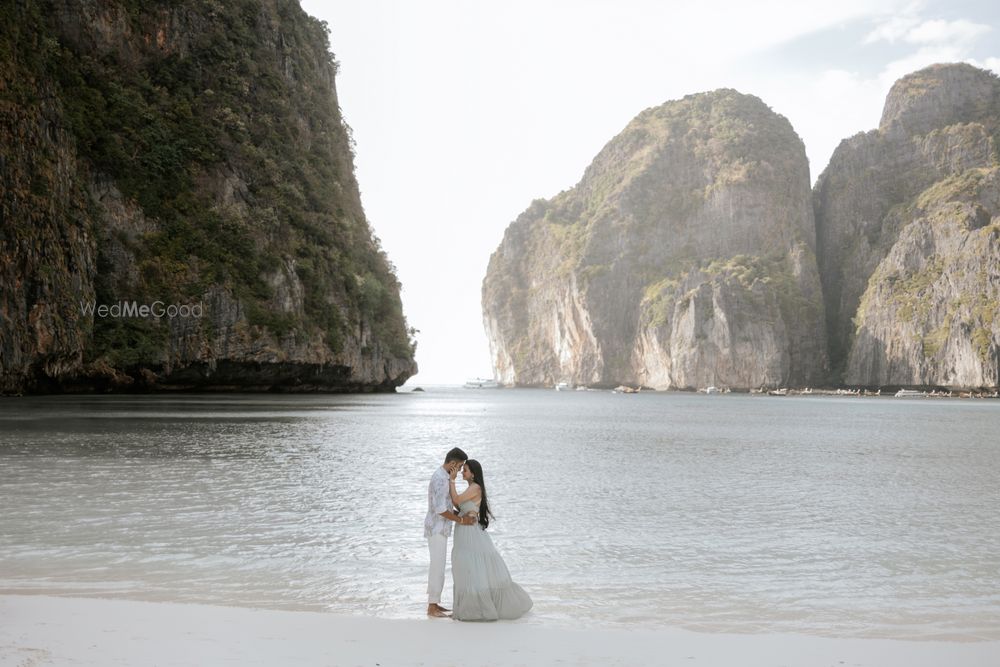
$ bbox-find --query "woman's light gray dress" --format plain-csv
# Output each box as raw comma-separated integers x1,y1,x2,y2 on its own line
451,499,532,621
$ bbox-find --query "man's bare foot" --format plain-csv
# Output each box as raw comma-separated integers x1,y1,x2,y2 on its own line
427,604,450,617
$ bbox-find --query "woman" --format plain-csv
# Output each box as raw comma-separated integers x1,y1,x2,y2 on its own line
448,459,532,621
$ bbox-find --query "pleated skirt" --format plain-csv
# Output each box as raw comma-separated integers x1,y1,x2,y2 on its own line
451,524,532,621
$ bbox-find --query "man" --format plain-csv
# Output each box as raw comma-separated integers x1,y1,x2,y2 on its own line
425,447,475,617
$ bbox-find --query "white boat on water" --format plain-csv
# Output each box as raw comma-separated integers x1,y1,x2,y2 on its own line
555,382,571,391
702,386,720,395
894,388,926,398
463,378,499,389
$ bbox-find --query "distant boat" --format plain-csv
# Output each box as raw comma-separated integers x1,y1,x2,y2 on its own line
701,386,720,395
894,389,925,398
464,378,499,389
767,388,788,396
555,382,571,391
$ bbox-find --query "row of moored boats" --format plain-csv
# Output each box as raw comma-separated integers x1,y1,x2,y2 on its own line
464,379,998,398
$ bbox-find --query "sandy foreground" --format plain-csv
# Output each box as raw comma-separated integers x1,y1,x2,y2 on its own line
1,595,998,667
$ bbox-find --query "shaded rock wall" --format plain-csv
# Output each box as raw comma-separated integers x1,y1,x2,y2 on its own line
1,0,416,393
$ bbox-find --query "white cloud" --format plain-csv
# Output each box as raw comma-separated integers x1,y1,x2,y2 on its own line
966,56,1000,75
794,19,999,178
904,19,991,44
862,11,994,108
866,14,991,46
864,15,920,44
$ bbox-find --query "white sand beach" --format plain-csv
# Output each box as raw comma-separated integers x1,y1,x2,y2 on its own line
2,595,998,667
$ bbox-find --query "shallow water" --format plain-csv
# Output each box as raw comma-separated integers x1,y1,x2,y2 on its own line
1,389,998,640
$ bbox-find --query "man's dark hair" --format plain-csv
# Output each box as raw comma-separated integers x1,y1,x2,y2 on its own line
444,447,468,464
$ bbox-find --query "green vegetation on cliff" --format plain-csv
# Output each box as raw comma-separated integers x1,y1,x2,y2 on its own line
641,253,818,333
1,0,415,387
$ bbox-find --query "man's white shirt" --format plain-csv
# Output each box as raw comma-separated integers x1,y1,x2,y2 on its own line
424,466,452,538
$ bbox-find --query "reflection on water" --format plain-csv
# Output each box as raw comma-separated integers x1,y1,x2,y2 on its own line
1,389,999,640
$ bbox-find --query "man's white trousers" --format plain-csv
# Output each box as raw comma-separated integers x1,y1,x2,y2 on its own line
427,533,448,604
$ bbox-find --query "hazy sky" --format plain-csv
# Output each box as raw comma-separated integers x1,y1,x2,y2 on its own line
300,0,999,384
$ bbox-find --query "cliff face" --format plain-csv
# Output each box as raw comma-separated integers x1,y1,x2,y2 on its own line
814,64,1000,387
483,90,828,389
1,0,416,393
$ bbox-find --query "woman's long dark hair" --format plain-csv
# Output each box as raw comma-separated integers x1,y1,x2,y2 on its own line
464,459,494,530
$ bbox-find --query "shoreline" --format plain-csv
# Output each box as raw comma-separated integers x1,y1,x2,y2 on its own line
457,385,1000,398
4,382,1000,398
2,595,999,666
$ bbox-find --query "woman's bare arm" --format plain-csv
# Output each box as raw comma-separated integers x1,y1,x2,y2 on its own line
449,480,481,506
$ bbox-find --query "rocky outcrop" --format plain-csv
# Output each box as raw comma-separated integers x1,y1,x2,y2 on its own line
846,168,1000,387
1,0,416,393
814,63,1000,388
483,90,828,389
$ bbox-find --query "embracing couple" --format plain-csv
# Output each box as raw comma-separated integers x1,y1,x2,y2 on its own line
424,447,533,621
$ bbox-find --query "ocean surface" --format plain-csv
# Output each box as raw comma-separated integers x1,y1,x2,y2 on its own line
1,388,998,640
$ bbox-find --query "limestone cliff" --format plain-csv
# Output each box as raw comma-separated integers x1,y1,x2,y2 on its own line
814,64,1000,388
1,0,416,393
483,90,828,389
